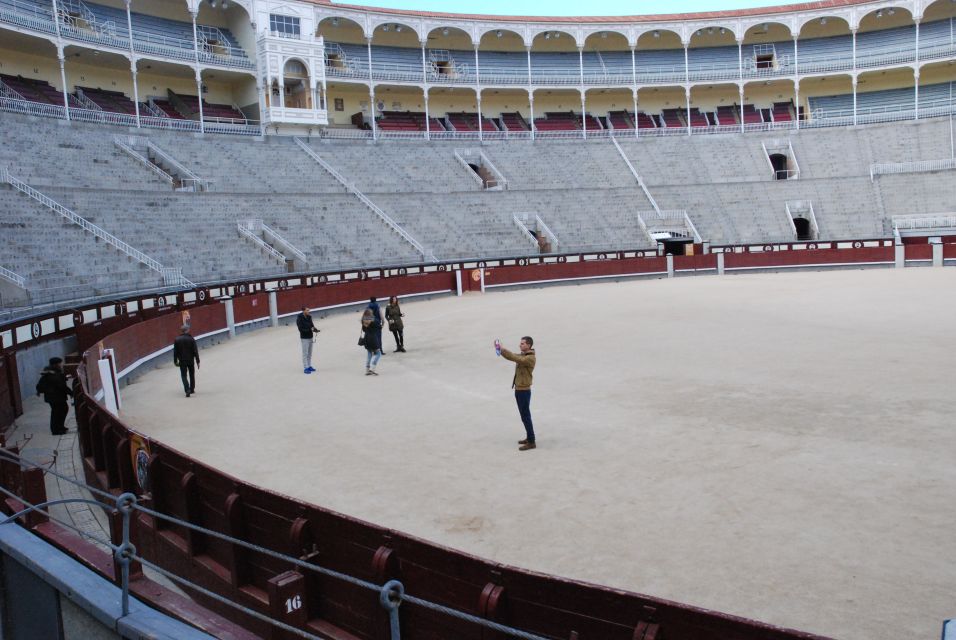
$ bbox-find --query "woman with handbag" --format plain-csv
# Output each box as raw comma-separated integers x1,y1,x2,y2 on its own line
360,309,383,375
385,296,406,352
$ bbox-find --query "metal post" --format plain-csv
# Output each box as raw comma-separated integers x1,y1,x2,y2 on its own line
852,76,858,126
57,50,70,121
124,0,139,127
370,89,377,140
739,86,745,132
914,70,920,121
367,36,376,139
685,86,691,136
423,92,430,140
737,39,743,81
793,36,799,130
421,41,428,84
50,0,62,37
630,45,638,138
476,95,483,142
474,44,483,142
580,91,587,140
632,88,639,139
528,92,535,141
195,69,205,133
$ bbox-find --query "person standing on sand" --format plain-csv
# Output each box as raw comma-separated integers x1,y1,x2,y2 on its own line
497,336,537,451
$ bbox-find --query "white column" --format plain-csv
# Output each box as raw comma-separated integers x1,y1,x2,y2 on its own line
50,0,62,37
421,41,428,84
580,91,587,139
125,0,138,126
632,88,639,139
268,291,278,327
57,49,70,121
474,44,483,140
578,44,584,86
794,79,800,130
367,37,376,139
257,81,266,135
739,85,745,132
528,91,535,141
852,76,858,126
683,42,689,84
369,89,377,139
190,10,204,133
685,86,691,136
278,78,285,108
852,28,857,73
195,68,205,133
793,36,799,130
737,39,743,80
476,93,483,142
914,70,920,120
424,92,430,140
526,45,533,87
131,66,141,127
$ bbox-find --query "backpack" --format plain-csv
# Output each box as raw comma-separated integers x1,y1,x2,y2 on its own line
36,372,49,396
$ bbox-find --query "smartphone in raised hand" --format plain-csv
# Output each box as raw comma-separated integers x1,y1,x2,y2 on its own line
494,339,501,356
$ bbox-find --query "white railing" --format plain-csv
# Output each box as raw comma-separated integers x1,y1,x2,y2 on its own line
0,0,57,34
0,78,24,101
870,157,956,180
454,149,484,188
112,135,175,185
1,169,195,288
680,211,703,243
0,95,67,119
892,213,956,231
293,138,435,261
237,220,288,263
260,221,308,264
610,136,661,216
0,265,26,289
512,214,540,249
69,106,138,127
535,214,559,251
72,91,100,111
146,141,208,190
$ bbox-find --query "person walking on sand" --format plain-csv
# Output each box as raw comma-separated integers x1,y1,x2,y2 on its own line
173,325,200,397
497,336,537,451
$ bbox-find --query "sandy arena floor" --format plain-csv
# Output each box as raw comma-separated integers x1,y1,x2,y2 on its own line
118,268,956,640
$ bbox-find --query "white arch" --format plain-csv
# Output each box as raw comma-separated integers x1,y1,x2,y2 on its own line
367,17,423,42
796,14,852,36
528,26,583,48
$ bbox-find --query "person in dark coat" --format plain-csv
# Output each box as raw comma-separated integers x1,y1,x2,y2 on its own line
385,296,406,352
36,357,72,435
367,297,384,356
296,306,320,374
173,325,200,397
360,309,382,376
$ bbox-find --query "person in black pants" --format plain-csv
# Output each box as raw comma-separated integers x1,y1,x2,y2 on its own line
36,357,72,435
385,296,406,352
173,325,200,397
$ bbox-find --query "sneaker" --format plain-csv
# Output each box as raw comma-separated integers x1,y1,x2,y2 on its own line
518,442,536,451
305,366,315,373
369,369,379,376
304,368,312,375
365,369,373,376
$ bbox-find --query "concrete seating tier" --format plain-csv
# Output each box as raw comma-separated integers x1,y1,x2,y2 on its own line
447,112,498,132
500,112,530,131
1,74,79,107
77,87,140,115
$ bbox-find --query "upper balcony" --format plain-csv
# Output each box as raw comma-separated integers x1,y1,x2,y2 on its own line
0,0,254,71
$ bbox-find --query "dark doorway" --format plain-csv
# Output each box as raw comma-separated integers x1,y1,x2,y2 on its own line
793,217,812,240
660,238,691,255
769,153,789,179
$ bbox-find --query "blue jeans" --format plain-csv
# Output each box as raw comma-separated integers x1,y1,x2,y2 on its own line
514,390,534,442
366,349,381,368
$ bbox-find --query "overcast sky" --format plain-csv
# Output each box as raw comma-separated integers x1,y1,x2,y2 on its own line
334,0,806,17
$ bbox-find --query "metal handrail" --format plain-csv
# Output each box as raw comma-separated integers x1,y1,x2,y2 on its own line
293,137,434,261
146,141,207,190
237,220,287,263
512,214,540,249
870,157,956,180
610,136,661,216
535,215,559,250
112,136,175,185
0,265,26,288
260,221,308,263
1,169,194,288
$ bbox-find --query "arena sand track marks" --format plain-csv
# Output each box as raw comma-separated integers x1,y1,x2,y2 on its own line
119,268,956,640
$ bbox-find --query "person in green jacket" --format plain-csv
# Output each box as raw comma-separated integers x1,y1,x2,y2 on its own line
498,336,537,451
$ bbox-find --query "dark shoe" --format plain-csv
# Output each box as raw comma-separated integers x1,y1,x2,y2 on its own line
365,369,373,376
190,388,196,394
51,430,67,436
518,442,536,451
399,347,406,352
185,391,191,397
518,438,530,445
393,349,401,353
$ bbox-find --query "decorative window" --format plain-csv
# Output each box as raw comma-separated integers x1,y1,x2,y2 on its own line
334,98,344,111
269,14,300,39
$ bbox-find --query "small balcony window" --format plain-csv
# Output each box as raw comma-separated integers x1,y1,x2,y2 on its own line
269,14,300,39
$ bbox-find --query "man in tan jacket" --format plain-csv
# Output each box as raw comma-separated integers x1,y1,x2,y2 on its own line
499,336,537,451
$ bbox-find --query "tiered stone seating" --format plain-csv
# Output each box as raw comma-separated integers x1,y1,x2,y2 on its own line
447,112,498,132
170,91,245,121
715,106,738,126
772,102,793,122
151,99,186,119
608,110,634,129
660,109,684,128
0,74,77,105
377,111,428,131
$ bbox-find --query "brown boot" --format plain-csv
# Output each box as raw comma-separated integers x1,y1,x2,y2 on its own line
518,442,536,451
518,438,530,445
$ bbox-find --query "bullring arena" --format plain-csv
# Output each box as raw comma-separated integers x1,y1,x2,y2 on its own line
118,268,956,640
2,0,956,636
